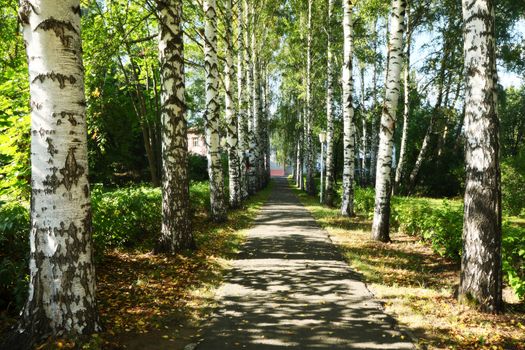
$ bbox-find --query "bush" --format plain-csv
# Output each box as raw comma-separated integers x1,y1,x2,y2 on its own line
189,154,208,181
0,200,29,312
502,223,525,300
91,185,162,253
501,156,525,216
391,199,463,260
354,187,375,216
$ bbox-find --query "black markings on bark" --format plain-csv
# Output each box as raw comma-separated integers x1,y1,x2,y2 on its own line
60,148,84,191
18,0,35,25
35,17,78,47
83,185,89,198
31,100,42,111
43,167,60,194
33,72,76,89
71,6,81,16
46,138,58,156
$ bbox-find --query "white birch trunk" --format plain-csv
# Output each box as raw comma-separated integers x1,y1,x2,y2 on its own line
369,19,380,185
459,0,502,313
324,0,336,207
371,0,406,241
204,0,227,222
156,0,194,253
237,0,249,200
251,37,262,191
18,0,99,342
393,6,411,194
244,0,257,195
341,0,356,216
224,0,241,208
360,64,368,186
305,0,316,196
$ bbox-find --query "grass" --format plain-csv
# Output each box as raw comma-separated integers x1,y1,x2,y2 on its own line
288,178,525,350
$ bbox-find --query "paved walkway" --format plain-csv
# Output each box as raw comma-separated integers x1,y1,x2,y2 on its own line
197,177,414,349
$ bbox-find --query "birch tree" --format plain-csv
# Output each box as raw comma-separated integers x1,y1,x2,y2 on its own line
251,26,262,191
224,0,241,208
204,0,227,222
371,0,406,241
324,0,336,207
393,2,411,194
244,0,257,195
17,0,99,342
237,0,249,200
156,0,194,253
305,0,316,196
459,0,502,312
341,0,356,216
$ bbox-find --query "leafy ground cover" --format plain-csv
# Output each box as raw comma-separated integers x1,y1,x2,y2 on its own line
0,181,273,349
290,180,525,350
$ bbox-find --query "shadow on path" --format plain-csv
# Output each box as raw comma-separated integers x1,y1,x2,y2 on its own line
197,177,414,349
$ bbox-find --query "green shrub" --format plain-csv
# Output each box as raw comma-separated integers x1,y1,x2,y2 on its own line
91,185,162,253
502,223,525,300
189,154,209,181
501,156,525,216
391,199,463,260
0,200,29,311
354,187,375,216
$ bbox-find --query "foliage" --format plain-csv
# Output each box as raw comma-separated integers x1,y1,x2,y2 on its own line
353,187,375,216
0,200,29,312
189,154,209,182
501,154,525,216
0,69,30,200
0,181,211,315
90,186,162,252
502,222,525,300
391,198,463,260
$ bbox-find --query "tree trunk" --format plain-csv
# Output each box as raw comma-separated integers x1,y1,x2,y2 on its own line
245,0,257,195
305,0,316,196
459,0,502,313
17,0,99,344
324,0,336,207
360,64,368,187
156,0,194,253
224,0,241,208
237,0,249,200
371,0,406,242
393,4,411,194
341,0,356,216
369,19,380,185
297,111,304,190
204,0,227,222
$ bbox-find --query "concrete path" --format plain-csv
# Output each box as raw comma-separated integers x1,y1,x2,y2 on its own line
197,177,414,349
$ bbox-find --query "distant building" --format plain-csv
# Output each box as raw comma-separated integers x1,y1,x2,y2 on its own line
188,129,207,156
